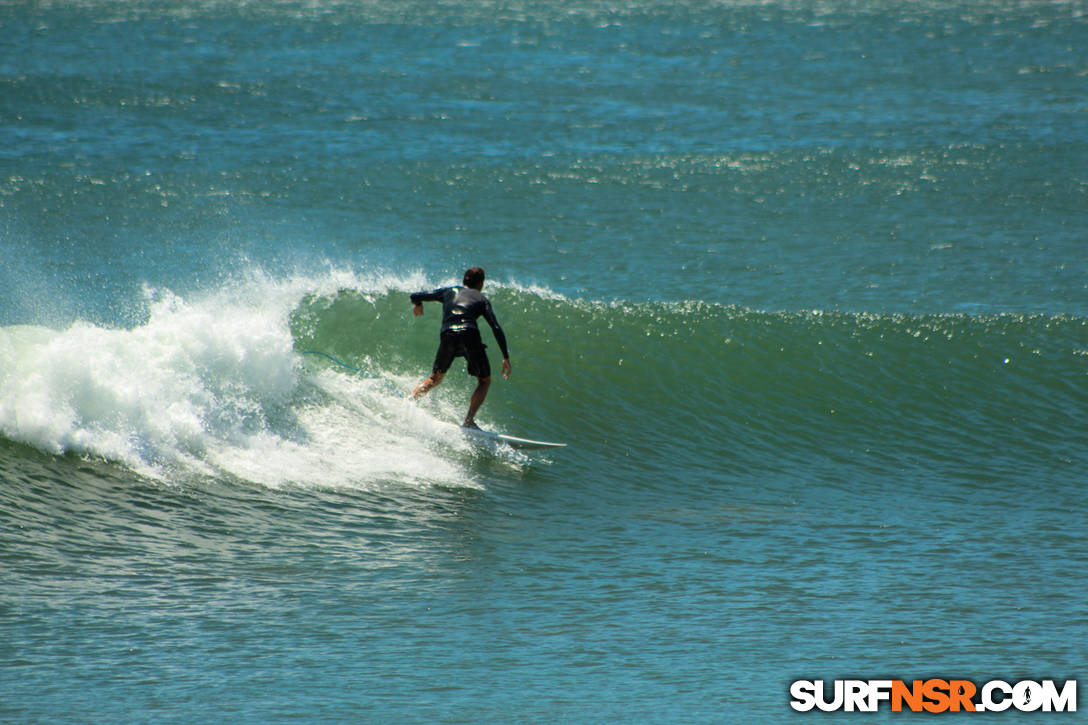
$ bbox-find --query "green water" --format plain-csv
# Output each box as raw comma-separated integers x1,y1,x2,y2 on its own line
2,0,1086,721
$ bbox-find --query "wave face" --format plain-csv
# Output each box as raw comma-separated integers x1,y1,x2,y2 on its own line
4,269,1080,492
298,278,1087,473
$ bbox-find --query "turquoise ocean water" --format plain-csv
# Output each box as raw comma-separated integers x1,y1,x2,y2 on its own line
2,0,1086,721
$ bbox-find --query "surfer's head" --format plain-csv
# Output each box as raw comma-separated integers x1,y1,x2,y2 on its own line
463,267,485,290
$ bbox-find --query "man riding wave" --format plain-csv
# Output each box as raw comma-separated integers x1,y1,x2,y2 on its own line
410,267,511,429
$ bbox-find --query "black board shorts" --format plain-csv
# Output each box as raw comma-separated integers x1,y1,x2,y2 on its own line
433,328,491,378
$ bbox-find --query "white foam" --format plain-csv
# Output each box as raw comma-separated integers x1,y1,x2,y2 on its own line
0,268,508,489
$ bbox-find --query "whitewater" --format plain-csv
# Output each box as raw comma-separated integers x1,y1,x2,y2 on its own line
0,270,533,488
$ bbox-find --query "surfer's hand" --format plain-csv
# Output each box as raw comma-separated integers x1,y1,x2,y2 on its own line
412,303,423,317
501,359,511,379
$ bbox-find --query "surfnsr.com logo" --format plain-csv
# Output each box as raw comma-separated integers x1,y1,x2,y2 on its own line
790,679,1077,713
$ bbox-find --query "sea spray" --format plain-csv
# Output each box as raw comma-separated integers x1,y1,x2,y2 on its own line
0,284,298,475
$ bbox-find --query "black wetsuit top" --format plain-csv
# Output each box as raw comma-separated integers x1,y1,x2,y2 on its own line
410,286,510,359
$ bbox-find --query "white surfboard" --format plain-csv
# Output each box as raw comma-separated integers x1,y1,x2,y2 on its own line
461,426,567,449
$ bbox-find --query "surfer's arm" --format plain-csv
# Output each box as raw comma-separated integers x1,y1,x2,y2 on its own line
482,302,511,362
410,288,448,305
410,287,451,315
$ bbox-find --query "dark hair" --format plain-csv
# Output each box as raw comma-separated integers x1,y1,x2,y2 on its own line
463,267,485,289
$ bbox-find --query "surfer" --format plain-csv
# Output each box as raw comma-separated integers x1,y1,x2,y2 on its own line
410,267,512,429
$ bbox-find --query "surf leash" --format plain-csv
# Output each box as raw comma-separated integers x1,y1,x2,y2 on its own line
300,350,375,377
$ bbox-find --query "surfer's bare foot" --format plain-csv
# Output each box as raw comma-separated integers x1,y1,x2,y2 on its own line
462,420,480,430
